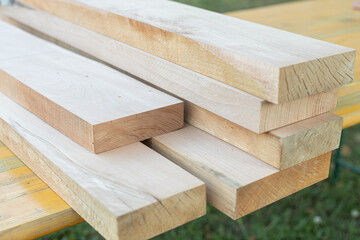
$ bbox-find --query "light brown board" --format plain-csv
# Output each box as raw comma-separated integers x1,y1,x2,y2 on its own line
188,106,342,169
146,125,331,219
0,92,205,240
0,9,342,169
0,20,184,153
16,0,355,103
0,6,340,133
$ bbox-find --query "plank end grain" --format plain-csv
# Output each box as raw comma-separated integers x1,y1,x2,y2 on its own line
0,93,205,240
234,152,331,219
259,88,338,133
273,113,343,169
16,0,356,103
0,7,345,134
0,20,184,154
147,125,331,219
186,101,341,169
278,50,356,103
93,102,184,153
116,185,206,240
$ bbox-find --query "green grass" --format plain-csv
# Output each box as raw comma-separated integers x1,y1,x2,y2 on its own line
38,0,360,239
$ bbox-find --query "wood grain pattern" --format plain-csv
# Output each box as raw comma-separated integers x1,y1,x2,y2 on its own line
0,6,340,133
0,12,341,169
226,0,360,93
0,92,205,240
0,151,83,240
146,125,331,219
16,0,355,104
187,104,342,169
0,20,184,153
225,0,360,129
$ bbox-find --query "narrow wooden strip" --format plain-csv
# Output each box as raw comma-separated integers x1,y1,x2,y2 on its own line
335,91,360,111
0,146,83,240
0,7,340,133
0,188,83,240
0,146,13,159
337,82,360,98
0,173,48,203
334,105,360,129
16,0,355,103
146,125,331,219
0,156,24,173
187,103,342,169
0,165,37,188
0,92,205,240
342,110,360,129
0,20,184,153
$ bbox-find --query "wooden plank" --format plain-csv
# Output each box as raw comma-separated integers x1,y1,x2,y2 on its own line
334,104,360,129
0,9,343,168
146,125,331,219
0,10,341,169
226,0,360,129
16,0,355,104
0,20,184,153
335,91,360,111
226,0,360,96
0,92,205,240
0,163,83,240
187,105,342,169
0,7,340,133
0,141,81,240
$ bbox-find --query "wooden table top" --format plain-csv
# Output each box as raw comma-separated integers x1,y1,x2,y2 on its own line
0,141,83,239
1,0,360,239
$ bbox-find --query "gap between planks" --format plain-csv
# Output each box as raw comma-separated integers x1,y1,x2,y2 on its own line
0,92,205,240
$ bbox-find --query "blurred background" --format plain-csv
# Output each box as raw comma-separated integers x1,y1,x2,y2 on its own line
38,0,360,239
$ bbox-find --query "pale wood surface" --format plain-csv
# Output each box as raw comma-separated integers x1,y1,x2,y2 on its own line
0,1,356,238
188,107,342,169
0,7,342,169
227,0,360,128
146,125,331,219
0,92,205,240
0,6,340,133
16,0,355,104
227,0,360,89
0,20,184,153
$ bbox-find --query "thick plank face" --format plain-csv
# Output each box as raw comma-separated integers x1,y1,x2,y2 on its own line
0,93,205,240
0,20,183,153
226,0,360,129
0,7,341,168
188,105,342,169
146,125,331,219
0,7,340,133
0,143,83,240
16,0,355,103
226,0,360,94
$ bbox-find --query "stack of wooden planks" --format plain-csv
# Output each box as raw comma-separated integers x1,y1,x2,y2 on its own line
0,0,356,239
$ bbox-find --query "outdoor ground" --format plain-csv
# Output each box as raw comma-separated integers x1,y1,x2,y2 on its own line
38,1,360,239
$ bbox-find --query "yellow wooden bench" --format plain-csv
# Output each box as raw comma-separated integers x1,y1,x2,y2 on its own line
0,0,359,239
